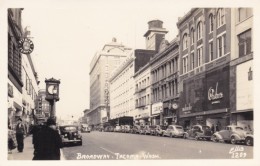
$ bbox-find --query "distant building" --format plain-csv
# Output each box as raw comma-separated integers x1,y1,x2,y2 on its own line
109,20,166,124
89,38,132,127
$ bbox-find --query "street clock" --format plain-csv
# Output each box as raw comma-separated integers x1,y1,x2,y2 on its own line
45,78,60,101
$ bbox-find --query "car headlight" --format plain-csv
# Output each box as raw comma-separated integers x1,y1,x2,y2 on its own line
74,133,77,135
65,134,67,137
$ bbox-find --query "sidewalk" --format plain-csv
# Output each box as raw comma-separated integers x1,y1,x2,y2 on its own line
8,135,65,160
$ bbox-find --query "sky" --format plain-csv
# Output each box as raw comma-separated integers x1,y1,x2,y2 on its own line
2,0,259,121
18,1,192,120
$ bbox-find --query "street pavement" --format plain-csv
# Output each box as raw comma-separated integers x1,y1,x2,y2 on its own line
62,131,253,160
8,135,65,160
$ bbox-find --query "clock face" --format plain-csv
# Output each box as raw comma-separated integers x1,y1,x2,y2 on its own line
48,85,55,94
172,103,178,109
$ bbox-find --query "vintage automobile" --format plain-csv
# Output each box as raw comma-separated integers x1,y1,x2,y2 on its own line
59,125,82,146
122,125,131,133
155,125,167,136
245,134,253,146
142,125,153,135
183,125,212,140
139,125,146,134
163,125,185,138
81,124,91,133
114,125,121,132
211,125,250,144
131,125,141,134
149,125,157,135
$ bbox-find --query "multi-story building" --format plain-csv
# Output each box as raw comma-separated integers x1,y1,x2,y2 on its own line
150,38,179,126
229,8,253,131
89,38,132,127
177,8,233,130
8,9,39,131
133,63,151,125
109,20,166,124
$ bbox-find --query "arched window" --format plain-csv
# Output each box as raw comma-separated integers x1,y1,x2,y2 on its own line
182,33,188,50
217,8,225,27
209,14,214,32
190,28,194,44
197,21,202,40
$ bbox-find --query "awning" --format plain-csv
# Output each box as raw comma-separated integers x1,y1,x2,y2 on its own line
231,109,253,114
150,114,160,118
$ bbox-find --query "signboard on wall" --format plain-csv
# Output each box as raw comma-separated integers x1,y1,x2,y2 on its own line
152,102,163,115
205,66,229,110
236,60,253,110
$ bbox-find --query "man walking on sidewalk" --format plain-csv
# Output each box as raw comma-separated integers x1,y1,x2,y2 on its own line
16,118,25,152
33,118,62,160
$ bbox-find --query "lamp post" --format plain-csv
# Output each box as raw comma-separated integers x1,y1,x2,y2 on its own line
45,78,60,122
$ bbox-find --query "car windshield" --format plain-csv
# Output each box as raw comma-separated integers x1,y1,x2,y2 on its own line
176,126,183,130
62,126,77,132
202,126,210,130
235,127,244,130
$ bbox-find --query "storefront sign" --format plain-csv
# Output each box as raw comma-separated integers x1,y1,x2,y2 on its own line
205,66,229,110
152,102,163,115
208,82,223,102
18,38,34,54
182,103,192,113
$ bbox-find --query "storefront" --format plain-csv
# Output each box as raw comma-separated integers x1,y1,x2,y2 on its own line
151,102,163,125
134,105,151,126
179,65,230,130
162,101,178,125
231,60,253,131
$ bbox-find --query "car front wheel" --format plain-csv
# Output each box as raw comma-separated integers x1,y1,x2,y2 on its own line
212,135,219,143
230,136,236,144
245,137,253,146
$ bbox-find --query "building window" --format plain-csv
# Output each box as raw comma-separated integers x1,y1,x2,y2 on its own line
183,33,188,50
217,34,226,58
191,53,195,69
238,8,252,22
209,14,214,33
197,47,203,67
238,29,252,57
197,21,203,40
191,28,194,45
209,42,213,61
217,8,225,28
182,56,188,73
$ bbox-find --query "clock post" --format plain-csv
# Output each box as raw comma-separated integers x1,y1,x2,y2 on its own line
45,78,60,122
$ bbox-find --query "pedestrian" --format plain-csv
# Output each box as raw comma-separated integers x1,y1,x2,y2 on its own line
8,119,17,154
15,118,25,152
33,118,62,160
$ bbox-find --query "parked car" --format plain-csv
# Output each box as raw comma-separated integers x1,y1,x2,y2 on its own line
142,125,153,135
123,125,131,133
155,125,167,136
59,125,82,146
211,125,250,144
245,134,253,146
163,125,185,138
108,126,115,132
183,125,212,140
114,125,121,132
149,125,157,135
139,125,146,134
81,124,91,133
131,125,141,134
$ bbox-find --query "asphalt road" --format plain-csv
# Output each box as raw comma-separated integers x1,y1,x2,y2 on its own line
62,131,253,160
